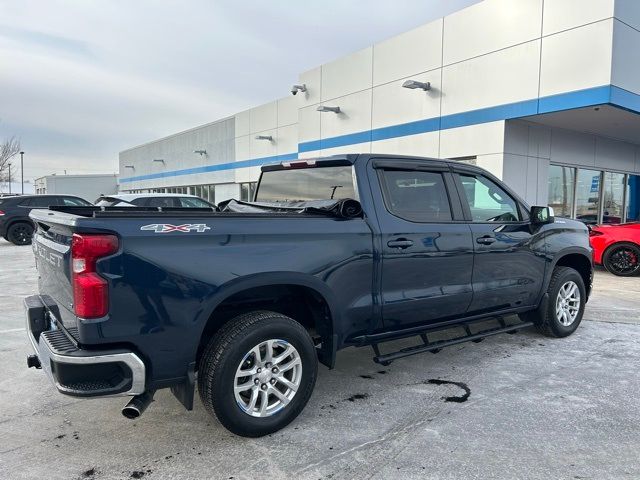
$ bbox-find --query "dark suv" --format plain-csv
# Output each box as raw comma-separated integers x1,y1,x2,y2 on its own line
0,195,92,245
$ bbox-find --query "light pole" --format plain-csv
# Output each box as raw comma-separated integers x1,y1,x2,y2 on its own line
20,151,24,195
7,163,11,194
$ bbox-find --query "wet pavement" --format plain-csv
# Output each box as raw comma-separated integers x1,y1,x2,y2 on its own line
1,240,638,479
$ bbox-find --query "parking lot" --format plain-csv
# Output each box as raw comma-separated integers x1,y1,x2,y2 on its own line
1,240,639,480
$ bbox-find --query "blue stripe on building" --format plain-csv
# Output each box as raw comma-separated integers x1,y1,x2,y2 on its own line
121,85,640,184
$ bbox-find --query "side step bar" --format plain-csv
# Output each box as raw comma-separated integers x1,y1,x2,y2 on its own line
371,317,534,366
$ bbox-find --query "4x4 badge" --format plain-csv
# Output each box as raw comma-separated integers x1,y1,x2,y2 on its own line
140,224,211,233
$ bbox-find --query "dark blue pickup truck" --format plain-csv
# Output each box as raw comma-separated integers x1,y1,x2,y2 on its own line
24,154,592,437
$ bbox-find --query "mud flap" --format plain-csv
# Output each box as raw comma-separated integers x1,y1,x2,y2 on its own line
171,362,196,410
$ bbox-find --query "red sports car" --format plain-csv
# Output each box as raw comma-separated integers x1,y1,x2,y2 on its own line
590,223,640,276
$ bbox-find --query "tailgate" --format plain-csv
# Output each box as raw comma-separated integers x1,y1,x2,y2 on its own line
32,223,76,330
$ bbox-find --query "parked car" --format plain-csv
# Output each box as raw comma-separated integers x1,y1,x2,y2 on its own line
590,222,640,276
95,193,215,208
24,154,592,437
0,194,92,245
577,214,622,225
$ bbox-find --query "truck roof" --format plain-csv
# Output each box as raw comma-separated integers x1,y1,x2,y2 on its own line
260,153,477,172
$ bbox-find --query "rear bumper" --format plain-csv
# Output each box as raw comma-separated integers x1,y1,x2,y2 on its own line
25,295,146,397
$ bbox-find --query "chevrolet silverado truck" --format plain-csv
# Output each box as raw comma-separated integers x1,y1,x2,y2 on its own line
24,154,592,437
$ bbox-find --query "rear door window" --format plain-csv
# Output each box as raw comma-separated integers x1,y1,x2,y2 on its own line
179,197,211,208
21,196,59,208
378,170,452,222
147,197,179,208
60,197,90,206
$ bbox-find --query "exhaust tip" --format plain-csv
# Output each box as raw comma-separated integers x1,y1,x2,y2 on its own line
122,390,155,420
122,406,141,419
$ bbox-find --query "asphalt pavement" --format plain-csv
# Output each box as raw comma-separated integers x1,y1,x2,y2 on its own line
1,240,638,480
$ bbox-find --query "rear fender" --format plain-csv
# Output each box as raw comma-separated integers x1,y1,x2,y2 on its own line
198,272,341,364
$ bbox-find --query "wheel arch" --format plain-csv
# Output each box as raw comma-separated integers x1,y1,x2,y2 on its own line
549,249,593,299
196,273,340,370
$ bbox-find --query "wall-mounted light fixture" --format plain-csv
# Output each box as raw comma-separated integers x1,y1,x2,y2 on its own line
152,159,165,164
124,165,135,170
402,79,431,91
255,135,273,141
193,149,207,156
317,105,341,114
290,84,307,96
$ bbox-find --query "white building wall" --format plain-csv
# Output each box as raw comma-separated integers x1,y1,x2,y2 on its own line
119,117,235,192
612,19,640,95
41,174,118,202
119,0,640,203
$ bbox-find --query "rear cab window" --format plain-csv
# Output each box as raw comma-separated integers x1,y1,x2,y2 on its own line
255,165,357,202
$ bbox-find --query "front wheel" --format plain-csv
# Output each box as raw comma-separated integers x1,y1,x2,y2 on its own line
198,310,318,437
519,266,586,338
603,242,640,276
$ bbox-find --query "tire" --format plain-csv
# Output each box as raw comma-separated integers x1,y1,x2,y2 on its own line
197,310,318,437
602,242,640,277
7,222,34,246
519,266,586,338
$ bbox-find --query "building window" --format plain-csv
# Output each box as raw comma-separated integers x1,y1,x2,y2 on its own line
627,175,640,222
602,172,625,224
548,165,575,218
575,169,601,224
240,182,257,202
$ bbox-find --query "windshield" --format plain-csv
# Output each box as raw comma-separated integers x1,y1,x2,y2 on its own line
255,166,356,202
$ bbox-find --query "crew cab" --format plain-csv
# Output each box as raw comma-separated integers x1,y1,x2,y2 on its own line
24,154,592,437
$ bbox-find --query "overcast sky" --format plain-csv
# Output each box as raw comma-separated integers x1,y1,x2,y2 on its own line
0,0,478,181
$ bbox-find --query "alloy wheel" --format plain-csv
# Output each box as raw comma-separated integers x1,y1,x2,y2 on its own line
555,280,581,326
233,339,302,418
608,247,640,275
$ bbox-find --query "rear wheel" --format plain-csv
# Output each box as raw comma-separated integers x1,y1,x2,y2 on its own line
603,242,640,276
198,310,318,437
7,222,34,245
519,266,586,338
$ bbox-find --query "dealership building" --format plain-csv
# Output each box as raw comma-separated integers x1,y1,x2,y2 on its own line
119,0,640,223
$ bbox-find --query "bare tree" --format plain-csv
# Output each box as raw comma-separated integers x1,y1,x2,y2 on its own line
0,135,21,184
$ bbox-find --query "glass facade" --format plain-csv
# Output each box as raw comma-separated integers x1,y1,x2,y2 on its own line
602,172,625,224
627,175,640,221
240,182,257,202
575,169,601,224
547,165,575,217
548,165,640,225
128,184,217,203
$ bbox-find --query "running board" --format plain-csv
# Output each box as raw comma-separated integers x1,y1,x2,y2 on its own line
371,317,534,366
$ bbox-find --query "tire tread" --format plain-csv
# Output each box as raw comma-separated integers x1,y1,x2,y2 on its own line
197,310,316,436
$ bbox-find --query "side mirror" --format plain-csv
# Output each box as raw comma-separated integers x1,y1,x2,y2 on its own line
531,206,555,225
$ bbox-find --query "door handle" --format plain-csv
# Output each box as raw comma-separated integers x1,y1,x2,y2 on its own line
476,235,496,245
387,238,414,249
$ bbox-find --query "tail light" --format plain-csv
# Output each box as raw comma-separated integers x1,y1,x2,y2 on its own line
0,210,5,216
71,233,118,319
